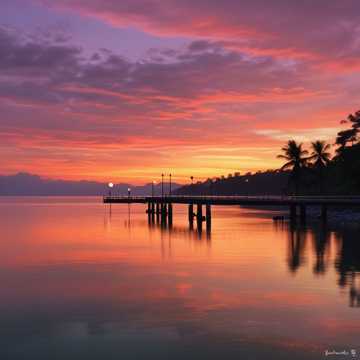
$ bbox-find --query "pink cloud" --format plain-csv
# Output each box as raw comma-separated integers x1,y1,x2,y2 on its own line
0,19,358,181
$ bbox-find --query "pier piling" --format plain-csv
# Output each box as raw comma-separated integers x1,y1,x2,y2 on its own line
206,203,211,230
321,205,327,223
196,203,203,227
188,204,194,228
290,204,297,222
168,203,173,226
300,205,306,223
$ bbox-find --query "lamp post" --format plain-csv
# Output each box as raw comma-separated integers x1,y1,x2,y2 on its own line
128,187,131,199
169,173,172,196
108,182,114,196
161,173,164,198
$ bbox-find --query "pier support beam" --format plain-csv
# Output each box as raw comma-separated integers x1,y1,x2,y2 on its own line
151,202,155,221
206,203,211,230
155,202,160,222
161,203,167,225
290,204,297,222
188,204,194,228
321,205,327,223
168,203,173,226
146,202,151,224
196,203,203,228
300,205,306,224
150,202,155,223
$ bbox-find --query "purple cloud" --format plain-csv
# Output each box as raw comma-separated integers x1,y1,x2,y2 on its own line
40,0,360,67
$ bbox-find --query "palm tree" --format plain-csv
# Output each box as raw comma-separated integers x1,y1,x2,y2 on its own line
309,140,331,168
308,140,331,194
277,140,308,195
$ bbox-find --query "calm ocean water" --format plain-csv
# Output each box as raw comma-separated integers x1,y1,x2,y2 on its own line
0,196,359,359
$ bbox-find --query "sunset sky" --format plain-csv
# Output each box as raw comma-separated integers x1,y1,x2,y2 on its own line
1,0,360,183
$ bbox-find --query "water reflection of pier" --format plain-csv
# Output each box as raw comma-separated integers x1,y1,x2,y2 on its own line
148,215,211,242
276,221,360,308
148,215,211,260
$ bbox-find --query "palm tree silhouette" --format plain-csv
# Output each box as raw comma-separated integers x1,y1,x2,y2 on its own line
278,140,308,195
309,140,331,168
308,140,331,193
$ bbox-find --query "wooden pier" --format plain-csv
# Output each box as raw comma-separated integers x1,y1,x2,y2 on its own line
103,195,360,228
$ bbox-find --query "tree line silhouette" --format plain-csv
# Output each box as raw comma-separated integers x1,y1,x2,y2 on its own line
176,109,360,195
278,109,360,195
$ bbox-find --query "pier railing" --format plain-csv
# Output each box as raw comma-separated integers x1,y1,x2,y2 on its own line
103,195,360,202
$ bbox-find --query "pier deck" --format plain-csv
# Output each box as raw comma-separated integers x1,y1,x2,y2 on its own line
103,195,360,229
104,195,360,207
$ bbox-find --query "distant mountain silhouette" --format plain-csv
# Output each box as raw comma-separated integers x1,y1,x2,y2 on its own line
0,173,180,196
